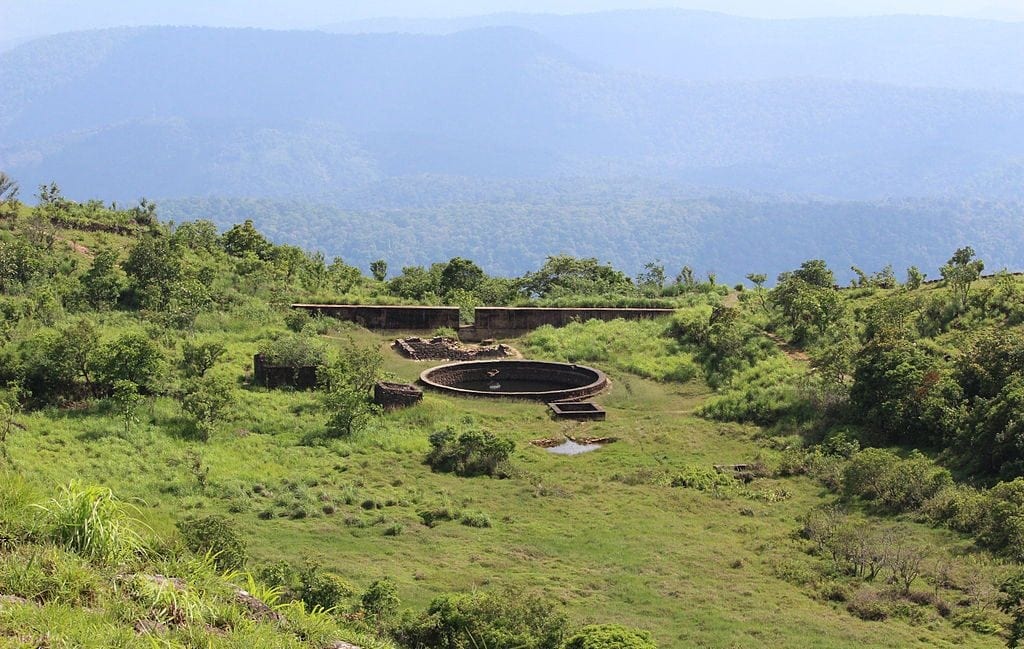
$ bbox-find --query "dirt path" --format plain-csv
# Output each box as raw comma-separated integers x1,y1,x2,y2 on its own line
763,331,811,363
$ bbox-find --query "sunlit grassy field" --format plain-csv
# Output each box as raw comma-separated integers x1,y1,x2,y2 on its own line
4,316,1004,648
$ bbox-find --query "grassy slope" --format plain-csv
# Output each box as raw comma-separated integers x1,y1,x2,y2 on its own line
3,317,1001,648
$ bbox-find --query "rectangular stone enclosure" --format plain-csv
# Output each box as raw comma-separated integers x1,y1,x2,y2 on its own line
548,401,607,421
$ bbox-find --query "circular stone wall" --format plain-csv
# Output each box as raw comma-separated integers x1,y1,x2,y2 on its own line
420,360,607,402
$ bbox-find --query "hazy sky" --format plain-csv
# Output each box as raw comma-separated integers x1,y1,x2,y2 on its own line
3,0,1023,42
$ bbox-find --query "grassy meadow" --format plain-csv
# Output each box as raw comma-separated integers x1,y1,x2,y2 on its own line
2,314,1007,648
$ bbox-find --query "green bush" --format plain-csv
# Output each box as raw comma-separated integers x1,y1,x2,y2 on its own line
258,333,326,368
360,577,401,624
426,428,514,477
397,589,568,649
562,624,658,649
298,563,354,612
670,466,736,492
176,514,247,571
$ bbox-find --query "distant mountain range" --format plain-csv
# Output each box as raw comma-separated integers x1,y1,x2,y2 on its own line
1,13,1023,278
324,10,1024,93
2,23,1023,203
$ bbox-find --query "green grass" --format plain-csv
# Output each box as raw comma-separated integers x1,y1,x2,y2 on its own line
1,322,1009,647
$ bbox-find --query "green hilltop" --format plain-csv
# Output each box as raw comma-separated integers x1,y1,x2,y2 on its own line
3,187,1024,647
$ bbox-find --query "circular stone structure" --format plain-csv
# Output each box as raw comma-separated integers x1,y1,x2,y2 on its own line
420,360,607,402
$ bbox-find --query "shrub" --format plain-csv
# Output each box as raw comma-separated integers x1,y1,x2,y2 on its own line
360,577,401,624
258,333,326,368
670,466,736,492
284,308,311,333
299,563,354,612
460,511,492,528
176,514,247,571
426,428,514,477
182,375,235,440
397,589,568,649
562,624,658,649
35,482,145,564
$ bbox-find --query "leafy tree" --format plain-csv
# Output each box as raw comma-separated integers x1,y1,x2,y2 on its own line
771,260,842,344
745,273,769,313
676,265,696,288
220,219,272,260
111,379,141,437
520,255,632,299
97,332,165,394
80,248,124,310
636,261,666,295
439,257,485,296
182,375,234,440
181,340,227,378
318,338,383,437
122,234,182,309
328,257,363,293
171,220,220,253
906,266,926,290
388,264,442,301
321,381,379,438
563,624,658,649
369,259,388,282
941,246,984,309
849,335,963,446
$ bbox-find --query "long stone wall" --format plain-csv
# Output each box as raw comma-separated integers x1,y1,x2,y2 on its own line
292,304,675,339
471,307,676,339
291,304,460,331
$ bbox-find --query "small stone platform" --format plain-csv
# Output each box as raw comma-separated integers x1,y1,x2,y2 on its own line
548,401,607,421
373,382,423,409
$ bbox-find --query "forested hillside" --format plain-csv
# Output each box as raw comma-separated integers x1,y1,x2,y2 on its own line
162,192,1024,283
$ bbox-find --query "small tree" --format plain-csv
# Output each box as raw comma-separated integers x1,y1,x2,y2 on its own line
321,380,379,438
111,380,142,437
369,259,388,282
888,536,927,594
0,383,24,462
940,246,984,309
181,340,227,378
182,375,234,441
745,273,769,313
81,248,124,310
906,266,926,290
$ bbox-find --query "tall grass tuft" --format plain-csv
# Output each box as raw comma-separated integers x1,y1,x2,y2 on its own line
34,481,147,564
